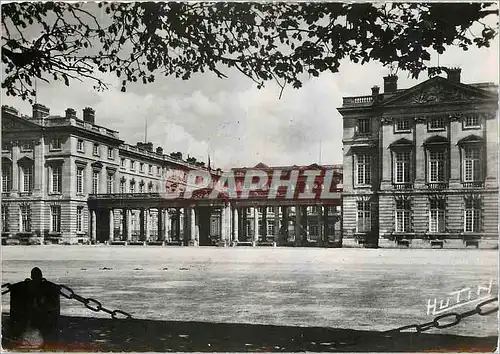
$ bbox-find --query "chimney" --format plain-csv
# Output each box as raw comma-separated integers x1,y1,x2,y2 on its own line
32,103,50,120
65,108,77,119
82,107,95,124
137,142,144,149
144,142,153,152
383,75,398,93
371,85,380,97
446,68,461,83
156,146,164,155
2,105,19,116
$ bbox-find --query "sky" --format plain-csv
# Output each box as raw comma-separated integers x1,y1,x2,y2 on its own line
1,5,499,170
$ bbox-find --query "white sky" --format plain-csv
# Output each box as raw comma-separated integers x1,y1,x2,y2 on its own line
1,7,498,170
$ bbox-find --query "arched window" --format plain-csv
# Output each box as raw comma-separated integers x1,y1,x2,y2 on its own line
424,136,449,186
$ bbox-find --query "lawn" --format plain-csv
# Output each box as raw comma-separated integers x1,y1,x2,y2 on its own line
1,246,497,338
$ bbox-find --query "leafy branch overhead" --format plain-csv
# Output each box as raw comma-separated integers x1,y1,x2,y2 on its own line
2,2,498,102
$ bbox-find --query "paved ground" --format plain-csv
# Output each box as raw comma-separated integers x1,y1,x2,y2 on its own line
1,246,498,351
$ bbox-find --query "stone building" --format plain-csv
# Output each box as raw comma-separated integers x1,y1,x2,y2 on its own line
339,69,498,249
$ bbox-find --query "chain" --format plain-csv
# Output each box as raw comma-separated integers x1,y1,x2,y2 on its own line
1,281,132,320
384,296,498,334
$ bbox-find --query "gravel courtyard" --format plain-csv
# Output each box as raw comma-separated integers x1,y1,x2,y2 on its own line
1,246,497,338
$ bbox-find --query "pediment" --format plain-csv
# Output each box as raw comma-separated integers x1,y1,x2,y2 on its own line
389,138,413,149
1,114,40,131
382,77,495,106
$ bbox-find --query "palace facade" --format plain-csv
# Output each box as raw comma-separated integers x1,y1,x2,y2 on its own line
1,105,342,246
339,69,498,249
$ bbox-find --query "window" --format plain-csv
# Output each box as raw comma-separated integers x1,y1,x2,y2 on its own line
356,154,371,185
140,163,144,173
51,165,62,193
394,150,411,183
267,223,275,236
309,224,319,237
148,183,153,193
120,158,126,168
108,147,114,159
51,206,61,232
92,171,99,194
51,138,62,150
357,118,370,134
429,117,446,130
464,198,481,233
356,201,371,232
429,199,446,233
139,183,144,193
464,115,480,128
93,143,100,156
1,205,8,232
130,161,136,171
130,181,135,193
463,147,481,182
76,167,84,194
77,206,84,232
20,205,31,232
120,179,126,193
107,173,114,193
2,165,11,193
395,199,412,233
267,207,274,214
210,217,220,236
149,165,153,175
395,119,410,132
428,150,446,182
22,165,33,192
20,141,33,152
77,139,85,152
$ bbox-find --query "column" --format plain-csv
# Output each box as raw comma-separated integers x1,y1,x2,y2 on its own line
126,209,132,242
12,143,19,192
317,206,324,246
322,206,329,246
242,207,247,241
252,207,258,246
91,210,97,244
283,206,289,244
225,205,231,246
233,208,239,245
145,209,150,243
139,209,145,242
165,209,171,242
182,207,188,246
273,206,280,246
108,209,114,244
302,206,308,242
262,207,267,242
189,207,197,246
121,208,127,241
176,208,181,242
157,208,163,242
294,205,301,246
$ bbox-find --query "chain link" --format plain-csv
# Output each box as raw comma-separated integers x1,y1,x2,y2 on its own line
385,296,498,334
1,281,132,320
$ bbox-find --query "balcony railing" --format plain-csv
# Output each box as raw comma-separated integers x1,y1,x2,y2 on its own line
343,95,374,107
462,181,484,188
393,183,413,190
426,182,449,190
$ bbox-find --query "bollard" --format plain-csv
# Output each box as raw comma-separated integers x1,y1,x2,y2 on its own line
6,267,60,348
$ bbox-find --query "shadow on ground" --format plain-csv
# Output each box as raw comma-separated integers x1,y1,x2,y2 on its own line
2,314,497,352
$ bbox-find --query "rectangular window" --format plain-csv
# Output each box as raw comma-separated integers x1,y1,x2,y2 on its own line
120,158,126,168
464,199,481,232
395,119,410,132
130,182,135,193
357,118,370,134
22,166,33,192
139,183,144,193
429,199,446,233
76,167,84,194
120,180,125,193
20,205,31,232
93,143,100,156
356,154,371,185
395,199,412,233
394,151,411,183
464,115,480,128
429,117,446,130
130,161,136,171
309,224,319,237
1,205,8,232
267,222,275,236
77,206,83,232
2,166,11,193
210,217,220,236
140,163,144,173
148,183,153,192
108,147,114,159
429,150,446,182
463,147,481,182
92,171,99,194
51,138,62,150
77,139,85,152
148,165,153,175
356,201,371,232
267,207,274,214
107,173,114,193
51,206,61,232
51,165,62,193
